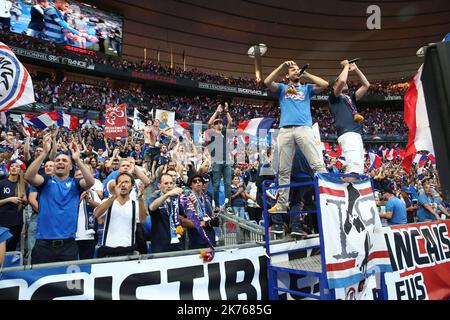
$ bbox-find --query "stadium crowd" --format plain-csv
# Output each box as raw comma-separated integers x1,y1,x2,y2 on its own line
2,30,409,94
0,99,447,266
31,76,408,136
0,27,445,268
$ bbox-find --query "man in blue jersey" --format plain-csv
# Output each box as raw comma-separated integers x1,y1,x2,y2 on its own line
416,178,450,222
24,132,95,264
379,187,407,226
264,61,328,213
43,0,86,44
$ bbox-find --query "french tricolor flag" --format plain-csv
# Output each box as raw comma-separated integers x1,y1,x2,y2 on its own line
237,117,275,137
369,149,382,169
402,65,435,171
29,111,60,129
57,112,79,130
418,153,429,168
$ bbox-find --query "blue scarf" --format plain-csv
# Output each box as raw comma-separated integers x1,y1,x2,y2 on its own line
163,195,182,244
180,192,215,259
343,94,358,115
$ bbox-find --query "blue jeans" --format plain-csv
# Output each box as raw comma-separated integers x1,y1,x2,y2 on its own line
212,163,232,207
232,206,247,219
272,177,313,230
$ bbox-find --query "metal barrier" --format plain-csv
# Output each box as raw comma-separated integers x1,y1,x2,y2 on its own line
217,212,275,246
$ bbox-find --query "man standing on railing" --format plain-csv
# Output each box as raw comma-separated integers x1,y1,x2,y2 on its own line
264,61,328,213
328,60,370,175
207,102,233,212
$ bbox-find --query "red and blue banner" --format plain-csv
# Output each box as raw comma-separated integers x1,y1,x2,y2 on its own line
317,174,392,289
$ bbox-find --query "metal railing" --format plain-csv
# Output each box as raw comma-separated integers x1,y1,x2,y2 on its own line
216,211,275,246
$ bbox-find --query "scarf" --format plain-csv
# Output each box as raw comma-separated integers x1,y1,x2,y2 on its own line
343,94,358,115
180,192,215,261
164,194,182,244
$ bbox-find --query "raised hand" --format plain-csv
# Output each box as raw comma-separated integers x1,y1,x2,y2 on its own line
224,102,229,113
188,193,198,207
349,63,358,71
167,187,183,197
20,125,30,138
283,60,298,69
127,157,136,174
42,132,53,153
137,181,146,198
340,59,350,67
217,104,223,113
114,181,124,196
69,141,80,163
79,191,89,203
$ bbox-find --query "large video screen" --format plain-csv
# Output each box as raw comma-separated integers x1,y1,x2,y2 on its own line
7,0,123,56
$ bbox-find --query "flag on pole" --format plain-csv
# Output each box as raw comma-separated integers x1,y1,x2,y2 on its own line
0,111,6,126
28,111,59,129
0,42,35,112
237,117,275,137
369,149,382,169
402,65,435,171
57,112,79,130
173,120,189,137
133,108,145,130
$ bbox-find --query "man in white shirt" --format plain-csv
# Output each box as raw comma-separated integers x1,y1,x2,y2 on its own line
94,172,146,258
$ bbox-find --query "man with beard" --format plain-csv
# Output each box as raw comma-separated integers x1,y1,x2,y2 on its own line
264,61,328,213
94,172,146,258
328,60,370,175
25,133,95,264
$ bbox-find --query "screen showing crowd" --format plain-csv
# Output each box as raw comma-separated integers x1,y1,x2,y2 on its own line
5,0,123,56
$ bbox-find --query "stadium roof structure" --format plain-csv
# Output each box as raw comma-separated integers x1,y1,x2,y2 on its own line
88,0,450,82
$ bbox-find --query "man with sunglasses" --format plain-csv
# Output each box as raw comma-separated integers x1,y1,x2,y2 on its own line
184,174,217,250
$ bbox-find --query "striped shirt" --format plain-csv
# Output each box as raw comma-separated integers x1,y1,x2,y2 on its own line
44,6,79,44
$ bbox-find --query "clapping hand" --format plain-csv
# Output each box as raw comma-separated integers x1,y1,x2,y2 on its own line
42,132,53,153
137,182,146,199
69,141,80,163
